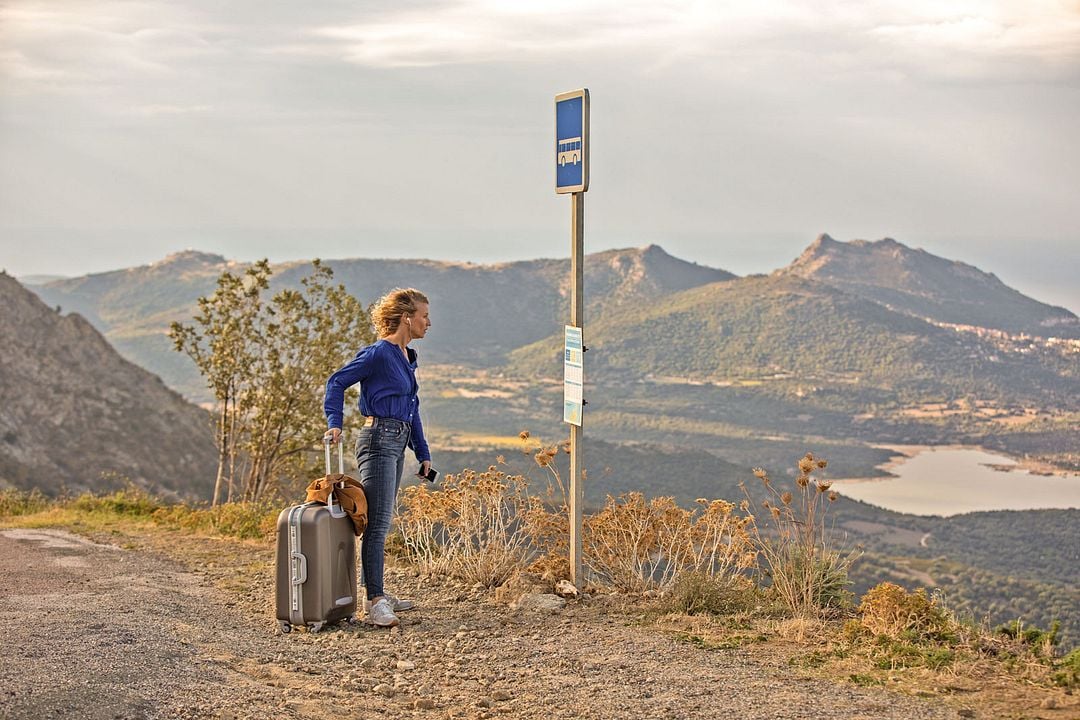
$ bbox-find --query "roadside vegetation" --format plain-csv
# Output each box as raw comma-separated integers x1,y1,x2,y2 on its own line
1,439,1075,716
0,485,278,540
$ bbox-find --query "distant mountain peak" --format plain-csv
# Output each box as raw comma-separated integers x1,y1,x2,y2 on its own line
591,244,668,260
849,236,899,247
783,234,1078,337
586,245,736,291
155,250,229,270
789,233,840,272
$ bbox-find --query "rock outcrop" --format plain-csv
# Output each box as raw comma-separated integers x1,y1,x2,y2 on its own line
783,234,1079,337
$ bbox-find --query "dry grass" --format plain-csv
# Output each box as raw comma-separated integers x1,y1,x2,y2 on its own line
651,587,1078,718
584,493,755,593
396,433,758,596
0,486,277,542
396,466,536,588
774,616,833,644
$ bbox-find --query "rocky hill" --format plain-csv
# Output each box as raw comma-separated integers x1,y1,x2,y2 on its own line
30,245,734,400
0,272,216,498
276,243,734,362
782,234,1080,338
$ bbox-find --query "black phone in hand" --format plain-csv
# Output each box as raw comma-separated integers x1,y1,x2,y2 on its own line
420,466,438,482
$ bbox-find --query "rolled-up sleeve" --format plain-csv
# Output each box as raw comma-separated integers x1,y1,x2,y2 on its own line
324,347,374,429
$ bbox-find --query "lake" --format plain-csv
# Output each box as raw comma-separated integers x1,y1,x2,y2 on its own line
831,446,1080,517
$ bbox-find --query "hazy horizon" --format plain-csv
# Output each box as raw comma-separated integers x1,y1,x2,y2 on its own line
2,1,1078,312
5,229,1077,315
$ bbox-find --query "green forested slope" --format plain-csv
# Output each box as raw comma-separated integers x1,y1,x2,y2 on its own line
509,273,1079,410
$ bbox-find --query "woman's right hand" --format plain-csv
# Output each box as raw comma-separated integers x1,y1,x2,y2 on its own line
324,428,342,445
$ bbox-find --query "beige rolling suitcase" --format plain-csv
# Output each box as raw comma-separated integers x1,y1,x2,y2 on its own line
275,440,357,633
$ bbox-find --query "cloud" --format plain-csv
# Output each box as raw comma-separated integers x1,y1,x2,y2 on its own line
866,1,1080,74
135,103,213,116
304,0,1080,81
308,2,789,68
0,2,221,91
5,0,1076,102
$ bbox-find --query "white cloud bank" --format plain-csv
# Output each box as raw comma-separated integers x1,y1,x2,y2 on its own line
307,0,1080,78
7,1,1075,85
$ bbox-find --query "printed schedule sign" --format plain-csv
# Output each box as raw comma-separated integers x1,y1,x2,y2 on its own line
563,325,583,426
555,89,589,194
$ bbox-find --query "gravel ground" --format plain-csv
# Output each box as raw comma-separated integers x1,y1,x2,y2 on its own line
0,527,1044,720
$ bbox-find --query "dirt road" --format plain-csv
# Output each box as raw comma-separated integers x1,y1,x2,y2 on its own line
0,528,966,720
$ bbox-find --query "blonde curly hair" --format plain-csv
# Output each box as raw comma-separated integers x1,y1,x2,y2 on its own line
371,288,429,337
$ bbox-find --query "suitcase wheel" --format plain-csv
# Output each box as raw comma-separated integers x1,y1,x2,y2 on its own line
310,621,325,633
280,621,292,634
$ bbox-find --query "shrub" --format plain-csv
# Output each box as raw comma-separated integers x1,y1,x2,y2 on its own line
584,493,755,593
662,571,759,616
858,582,956,643
1052,648,1080,688
0,488,51,517
68,486,161,517
397,467,534,587
996,619,1059,659
396,434,757,596
841,583,966,671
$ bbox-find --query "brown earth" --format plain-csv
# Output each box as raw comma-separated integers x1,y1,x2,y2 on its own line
0,524,1075,720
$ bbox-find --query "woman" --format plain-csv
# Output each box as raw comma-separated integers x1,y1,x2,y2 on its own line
324,287,432,628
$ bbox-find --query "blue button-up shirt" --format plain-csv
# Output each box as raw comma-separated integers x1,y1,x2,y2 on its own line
324,339,430,462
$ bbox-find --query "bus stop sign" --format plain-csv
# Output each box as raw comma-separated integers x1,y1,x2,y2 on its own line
555,89,589,194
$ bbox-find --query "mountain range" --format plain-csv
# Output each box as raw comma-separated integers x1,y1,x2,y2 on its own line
28,244,733,400
0,272,216,498
15,233,1078,485
25,236,1077,408
7,236,1079,644
511,261,1078,410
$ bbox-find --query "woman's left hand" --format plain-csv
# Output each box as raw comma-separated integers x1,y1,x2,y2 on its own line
417,460,431,479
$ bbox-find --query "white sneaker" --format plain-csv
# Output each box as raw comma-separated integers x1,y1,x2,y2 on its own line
368,598,399,627
364,593,415,613
386,593,415,612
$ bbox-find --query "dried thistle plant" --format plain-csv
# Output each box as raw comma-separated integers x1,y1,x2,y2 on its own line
583,493,754,593
742,452,859,617
397,467,535,587
396,431,574,587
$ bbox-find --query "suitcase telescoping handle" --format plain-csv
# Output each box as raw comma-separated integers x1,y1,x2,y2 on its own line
323,436,345,514
324,435,344,477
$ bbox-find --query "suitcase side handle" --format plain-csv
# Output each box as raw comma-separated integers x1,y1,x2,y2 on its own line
291,552,308,585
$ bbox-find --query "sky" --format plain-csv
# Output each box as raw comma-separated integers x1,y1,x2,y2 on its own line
1,0,1078,312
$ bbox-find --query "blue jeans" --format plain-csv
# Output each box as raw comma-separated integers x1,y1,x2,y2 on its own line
355,417,411,601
